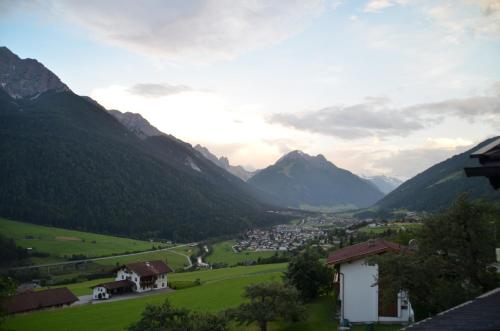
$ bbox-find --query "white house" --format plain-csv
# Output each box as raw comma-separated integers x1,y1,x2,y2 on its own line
327,239,414,325
92,260,172,300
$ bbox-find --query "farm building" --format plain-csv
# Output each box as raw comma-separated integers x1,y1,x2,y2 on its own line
7,287,78,314
327,239,414,324
92,260,172,300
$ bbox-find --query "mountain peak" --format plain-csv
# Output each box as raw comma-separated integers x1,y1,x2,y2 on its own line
108,109,163,139
0,46,70,99
277,150,330,166
194,144,255,181
249,149,384,210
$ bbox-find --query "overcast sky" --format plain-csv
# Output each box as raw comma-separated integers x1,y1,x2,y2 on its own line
1,0,499,179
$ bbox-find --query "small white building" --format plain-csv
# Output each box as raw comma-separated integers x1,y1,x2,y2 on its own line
327,239,414,325
92,260,172,300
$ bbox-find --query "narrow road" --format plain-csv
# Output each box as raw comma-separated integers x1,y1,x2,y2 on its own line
8,243,197,271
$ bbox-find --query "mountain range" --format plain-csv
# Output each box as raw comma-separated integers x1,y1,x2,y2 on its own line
247,151,385,211
362,175,402,194
1,46,498,238
0,47,287,241
194,145,256,181
375,138,500,212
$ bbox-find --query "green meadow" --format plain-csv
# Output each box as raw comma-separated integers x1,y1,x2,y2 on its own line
5,264,286,331
206,240,278,266
0,218,167,260
6,262,401,331
358,222,422,234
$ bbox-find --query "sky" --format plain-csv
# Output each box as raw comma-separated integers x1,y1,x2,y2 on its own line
1,0,499,179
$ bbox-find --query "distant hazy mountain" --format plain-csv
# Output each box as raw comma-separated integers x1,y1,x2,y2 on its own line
0,47,287,241
194,144,255,181
0,47,69,98
247,150,385,211
376,137,500,212
363,175,403,194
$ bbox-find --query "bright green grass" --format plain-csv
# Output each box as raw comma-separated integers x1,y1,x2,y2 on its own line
358,222,422,234
0,218,166,259
206,240,277,266
93,249,189,271
41,263,288,297
5,264,287,331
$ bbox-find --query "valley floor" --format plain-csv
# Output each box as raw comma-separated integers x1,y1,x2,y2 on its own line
5,263,403,331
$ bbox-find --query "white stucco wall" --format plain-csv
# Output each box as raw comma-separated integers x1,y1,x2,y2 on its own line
116,268,168,293
339,258,414,323
92,286,110,300
340,258,379,323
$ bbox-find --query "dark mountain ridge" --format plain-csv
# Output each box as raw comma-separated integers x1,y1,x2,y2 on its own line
248,150,384,211
376,137,500,212
0,47,287,241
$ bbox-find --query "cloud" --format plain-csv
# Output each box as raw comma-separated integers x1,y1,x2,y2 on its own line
270,82,500,139
36,0,324,62
369,138,474,179
128,83,193,98
269,96,426,139
364,0,408,13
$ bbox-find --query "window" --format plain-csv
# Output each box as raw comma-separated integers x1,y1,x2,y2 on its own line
122,275,125,279
135,277,137,282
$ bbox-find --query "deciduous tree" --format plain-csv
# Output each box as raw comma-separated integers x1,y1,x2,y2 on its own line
230,282,305,331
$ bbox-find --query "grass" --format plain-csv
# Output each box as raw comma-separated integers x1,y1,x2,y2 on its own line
0,218,167,260
93,249,189,271
6,264,287,331
6,262,403,331
358,222,422,234
206,240,278,266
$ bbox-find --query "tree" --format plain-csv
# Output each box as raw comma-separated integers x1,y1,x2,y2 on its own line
128,300,228,331
230,282,305,331
0,276,16,330
284,248,334,301
371,195,500,320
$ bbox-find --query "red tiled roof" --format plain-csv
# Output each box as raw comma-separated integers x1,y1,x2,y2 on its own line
124,260,172,277
7,287,78,314
91,279,135,290
327,239,403,265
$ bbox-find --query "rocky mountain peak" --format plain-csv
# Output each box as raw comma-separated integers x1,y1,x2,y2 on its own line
277,150,330,166
0,46,70,98
108,109,163,139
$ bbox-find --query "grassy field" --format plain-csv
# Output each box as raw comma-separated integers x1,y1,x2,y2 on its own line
5,264,287,331
358,222,422,234
6,262,402,331
0,218,167,260
206,240,278,266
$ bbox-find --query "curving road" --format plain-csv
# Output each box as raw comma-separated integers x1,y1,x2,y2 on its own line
8,243,197,271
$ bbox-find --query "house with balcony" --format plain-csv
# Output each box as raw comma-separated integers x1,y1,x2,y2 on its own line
92,260,172,300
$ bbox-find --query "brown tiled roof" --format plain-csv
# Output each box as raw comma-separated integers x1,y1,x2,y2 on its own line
123,260,172,277
327,239,403,265
7,287,78,314
91,279,135,290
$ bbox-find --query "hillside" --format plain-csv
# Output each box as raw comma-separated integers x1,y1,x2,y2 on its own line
194,144,255,181
248,151,384,211
0,48,287,242
376,137,500,212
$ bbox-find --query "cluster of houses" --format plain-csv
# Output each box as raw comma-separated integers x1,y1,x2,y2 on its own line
234,224,326,252
7,260,172,314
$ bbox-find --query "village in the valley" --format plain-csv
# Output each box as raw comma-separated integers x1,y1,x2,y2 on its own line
233,214,355,252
